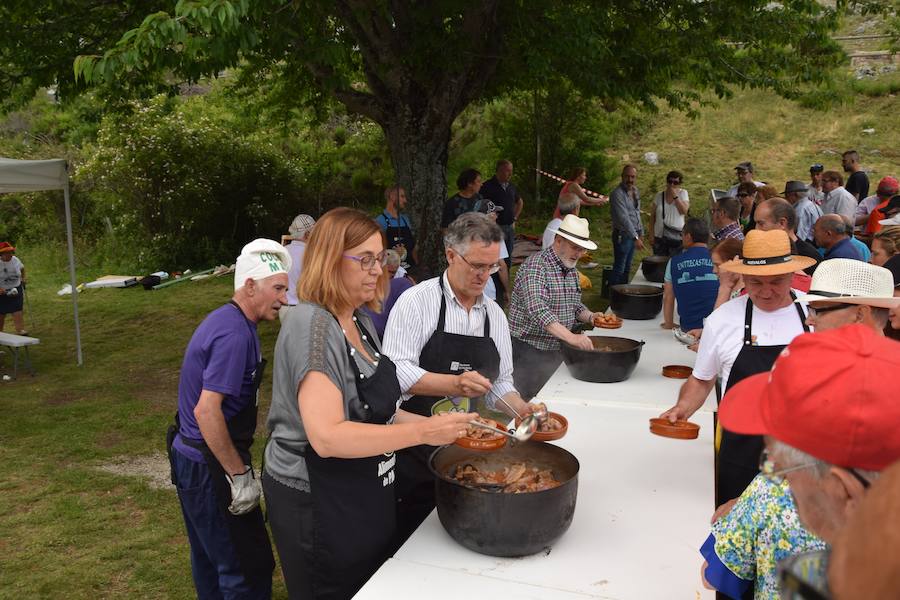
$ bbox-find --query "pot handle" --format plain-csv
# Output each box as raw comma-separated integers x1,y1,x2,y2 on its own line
639,340,646,346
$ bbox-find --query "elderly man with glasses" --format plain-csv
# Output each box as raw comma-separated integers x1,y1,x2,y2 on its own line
508,214,604,401
383,211,537,544
713,324,900,599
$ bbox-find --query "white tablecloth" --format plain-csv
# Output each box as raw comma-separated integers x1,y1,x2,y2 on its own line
355,278,717,600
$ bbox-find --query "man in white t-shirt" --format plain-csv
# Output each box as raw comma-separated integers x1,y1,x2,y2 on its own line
660,229,816,506
542,193,579,250
280,213,316,322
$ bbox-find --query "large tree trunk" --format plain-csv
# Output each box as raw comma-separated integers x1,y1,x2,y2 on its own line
383,118,452,275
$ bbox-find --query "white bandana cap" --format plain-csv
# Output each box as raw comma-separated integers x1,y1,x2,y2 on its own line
234,238,292,291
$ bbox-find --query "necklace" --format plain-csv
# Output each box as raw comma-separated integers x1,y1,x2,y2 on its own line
341,315,381,361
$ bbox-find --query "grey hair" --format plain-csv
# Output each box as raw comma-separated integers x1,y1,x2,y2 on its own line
443,212,503,254
770,439,880,482
558,193,580,216
817,214,848,236
384,248,401,268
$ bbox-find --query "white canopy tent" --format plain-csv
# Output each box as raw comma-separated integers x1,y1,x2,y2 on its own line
0,157,83,365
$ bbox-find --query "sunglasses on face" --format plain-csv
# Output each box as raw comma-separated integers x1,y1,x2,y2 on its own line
738,192,752,198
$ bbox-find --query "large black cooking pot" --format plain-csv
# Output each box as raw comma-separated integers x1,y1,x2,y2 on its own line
610,284,663,320
641,255,670,283
560,335,644,383
430,443,579,557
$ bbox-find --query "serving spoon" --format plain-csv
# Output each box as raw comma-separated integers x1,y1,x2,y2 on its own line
485,388,542,443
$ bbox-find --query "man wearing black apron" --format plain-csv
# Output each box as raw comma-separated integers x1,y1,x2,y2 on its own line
383,212,536,545
376,185,417,267
660,229,817,505
166,239,290,600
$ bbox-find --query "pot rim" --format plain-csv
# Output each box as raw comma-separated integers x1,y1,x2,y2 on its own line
610,283,664,296
561,336,645,354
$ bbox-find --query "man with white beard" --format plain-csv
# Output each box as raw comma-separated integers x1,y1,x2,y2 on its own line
508,214,603,400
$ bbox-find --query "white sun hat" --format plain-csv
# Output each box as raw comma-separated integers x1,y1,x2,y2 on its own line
795,258,900,309
552,214,598,250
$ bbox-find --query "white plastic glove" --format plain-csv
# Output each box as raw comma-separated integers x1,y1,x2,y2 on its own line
225,465,262,515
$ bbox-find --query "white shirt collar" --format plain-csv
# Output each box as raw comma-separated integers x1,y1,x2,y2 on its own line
442,271,485,311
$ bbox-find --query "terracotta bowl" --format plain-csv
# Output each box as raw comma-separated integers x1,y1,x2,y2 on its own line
516,412,568,442
662,364,693,379
649,418,700,440
455,418,508,451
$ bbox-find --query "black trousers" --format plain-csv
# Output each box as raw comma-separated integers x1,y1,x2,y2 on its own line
511,337,564,401
262,471,316,600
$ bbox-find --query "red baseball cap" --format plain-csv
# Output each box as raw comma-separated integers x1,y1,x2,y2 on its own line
719,324,900,471
877,176,899,196
0,242,15,253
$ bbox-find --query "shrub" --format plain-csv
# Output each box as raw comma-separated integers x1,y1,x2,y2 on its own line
76,95,314,270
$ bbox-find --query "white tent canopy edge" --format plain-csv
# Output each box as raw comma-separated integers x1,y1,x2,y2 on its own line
0,157,83,365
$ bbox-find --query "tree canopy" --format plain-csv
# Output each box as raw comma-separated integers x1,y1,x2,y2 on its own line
3,0,870,270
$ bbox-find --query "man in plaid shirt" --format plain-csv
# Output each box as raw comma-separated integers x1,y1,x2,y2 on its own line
508,214,603,400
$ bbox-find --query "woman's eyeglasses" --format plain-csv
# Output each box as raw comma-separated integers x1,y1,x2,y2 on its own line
343,250,388,271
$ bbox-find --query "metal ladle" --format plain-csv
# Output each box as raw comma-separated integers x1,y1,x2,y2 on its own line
485,388,541,443
466,419,520,441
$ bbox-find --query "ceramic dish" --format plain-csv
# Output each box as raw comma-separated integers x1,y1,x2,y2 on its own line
648,418,700,440
455,418,508,451
662,365,693,379
516,412,568,442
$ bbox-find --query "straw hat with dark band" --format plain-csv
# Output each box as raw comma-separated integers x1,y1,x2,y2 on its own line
718,229,816,275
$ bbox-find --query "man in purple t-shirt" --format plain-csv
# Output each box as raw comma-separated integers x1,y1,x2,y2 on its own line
167,238,290,600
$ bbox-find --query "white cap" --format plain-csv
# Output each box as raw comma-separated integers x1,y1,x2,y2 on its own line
795,258,900,309
234,238,292,291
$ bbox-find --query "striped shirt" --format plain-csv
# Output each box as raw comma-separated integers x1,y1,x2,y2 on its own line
508,247,588,351
382,272,516,405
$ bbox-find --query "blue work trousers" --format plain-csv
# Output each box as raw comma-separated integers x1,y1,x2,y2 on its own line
173,450,272,600
611,230,637,286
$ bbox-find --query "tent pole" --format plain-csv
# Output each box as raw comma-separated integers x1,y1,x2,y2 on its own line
63,181,83,366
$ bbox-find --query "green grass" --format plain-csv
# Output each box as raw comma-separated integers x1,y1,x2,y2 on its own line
0,249,289,598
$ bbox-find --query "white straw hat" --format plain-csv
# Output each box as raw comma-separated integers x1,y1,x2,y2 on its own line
795,258,900,309
552,214,597,250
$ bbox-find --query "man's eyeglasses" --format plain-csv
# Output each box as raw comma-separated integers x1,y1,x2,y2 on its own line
666,179,681,185
343,250,387,271
454,249,501,275
759,449,819,481
807,303,853,317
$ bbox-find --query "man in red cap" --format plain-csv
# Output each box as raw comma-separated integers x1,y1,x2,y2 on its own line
857,176,899,235
719,324,900,546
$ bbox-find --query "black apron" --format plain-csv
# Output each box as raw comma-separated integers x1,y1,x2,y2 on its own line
716,295,808,505
394,276,502,544
165,301,275,580
382,211,416,266
303,314,401,600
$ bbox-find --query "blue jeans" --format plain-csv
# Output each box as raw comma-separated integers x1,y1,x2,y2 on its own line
611,230,636,286
173,451,272,600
